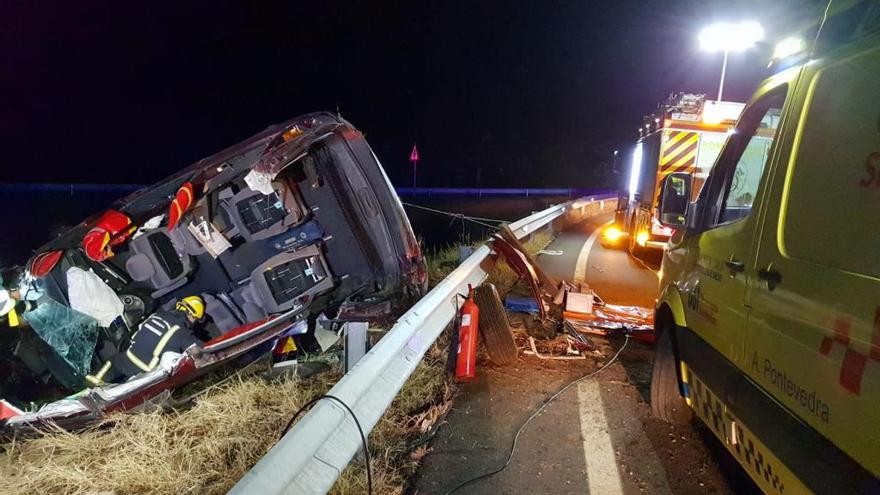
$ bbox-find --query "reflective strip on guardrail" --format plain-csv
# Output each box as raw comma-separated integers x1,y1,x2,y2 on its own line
230,192,616,495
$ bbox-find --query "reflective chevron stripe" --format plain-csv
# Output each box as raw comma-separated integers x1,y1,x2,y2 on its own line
660,130,699,177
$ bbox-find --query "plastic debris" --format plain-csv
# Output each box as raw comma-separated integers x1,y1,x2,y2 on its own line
504,295,541,314
523,337,585,360
0,399,23,420
564,304,654,337
538,249,564,256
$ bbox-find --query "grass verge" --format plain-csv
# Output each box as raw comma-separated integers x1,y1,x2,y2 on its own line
0,346,453,495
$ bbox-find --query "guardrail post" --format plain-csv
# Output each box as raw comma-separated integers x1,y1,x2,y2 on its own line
344,322,369,372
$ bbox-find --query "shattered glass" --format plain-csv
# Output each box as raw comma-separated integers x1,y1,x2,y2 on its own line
23,298,99,383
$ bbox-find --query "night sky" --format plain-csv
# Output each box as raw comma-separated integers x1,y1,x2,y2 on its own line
3,1,823,189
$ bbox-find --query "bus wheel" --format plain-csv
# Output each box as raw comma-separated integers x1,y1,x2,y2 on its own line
650,323,693,424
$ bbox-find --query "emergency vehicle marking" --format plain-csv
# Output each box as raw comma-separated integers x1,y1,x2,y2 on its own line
686,285,718,325
752,351,831,424
818,310,880,395
683,364,809,494
660,130,699,177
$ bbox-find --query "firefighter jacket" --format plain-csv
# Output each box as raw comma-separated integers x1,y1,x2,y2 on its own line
88,309,200,385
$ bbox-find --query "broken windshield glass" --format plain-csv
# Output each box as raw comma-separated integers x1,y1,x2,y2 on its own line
23,298,99,387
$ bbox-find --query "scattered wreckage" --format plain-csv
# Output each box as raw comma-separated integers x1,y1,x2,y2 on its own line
490,225,654,346
0,112,426,434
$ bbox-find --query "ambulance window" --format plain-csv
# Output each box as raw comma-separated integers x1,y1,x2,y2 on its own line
702,89,786,228
720,105,781,223
692,132,726,199
782,47,880,278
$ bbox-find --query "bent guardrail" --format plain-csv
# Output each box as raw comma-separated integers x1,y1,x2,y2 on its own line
230,191,617,495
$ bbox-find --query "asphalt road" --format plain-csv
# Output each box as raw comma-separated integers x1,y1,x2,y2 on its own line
538,212,659,307
412,217,758,495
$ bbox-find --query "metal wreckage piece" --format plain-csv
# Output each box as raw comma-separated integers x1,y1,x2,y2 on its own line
490,226,654,341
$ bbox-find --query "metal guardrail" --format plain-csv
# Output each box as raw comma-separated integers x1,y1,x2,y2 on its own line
506,193,616,239
230,192,617,495
395,187,609,197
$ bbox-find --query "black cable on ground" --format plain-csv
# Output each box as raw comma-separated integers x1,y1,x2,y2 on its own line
280,394,373,495
442,334,631,495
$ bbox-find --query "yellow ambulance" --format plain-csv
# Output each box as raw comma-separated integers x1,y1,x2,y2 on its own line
651,2,880,493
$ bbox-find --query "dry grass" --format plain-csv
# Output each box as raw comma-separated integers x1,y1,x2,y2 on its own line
331,335,453,495
0,347,452,495
425,244,463,290
0,365,340,495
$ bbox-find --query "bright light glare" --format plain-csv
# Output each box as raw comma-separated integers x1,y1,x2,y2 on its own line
773,37,804,59
603,226,624,242
699,21,764,53
628,142,643,202
636,230,650,247
702,101,745,124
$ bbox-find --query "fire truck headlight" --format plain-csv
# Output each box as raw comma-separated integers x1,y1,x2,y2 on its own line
604,226,624,242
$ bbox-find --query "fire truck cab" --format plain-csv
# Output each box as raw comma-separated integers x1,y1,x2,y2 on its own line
611,94,744,257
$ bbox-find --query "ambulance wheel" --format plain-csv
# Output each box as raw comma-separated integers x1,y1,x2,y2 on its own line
474,284,518,365
650,324,693,424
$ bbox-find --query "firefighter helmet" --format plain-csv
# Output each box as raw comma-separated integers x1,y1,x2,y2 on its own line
175,296,205,320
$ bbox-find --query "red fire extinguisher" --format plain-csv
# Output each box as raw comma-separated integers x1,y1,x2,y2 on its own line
455,285,480,382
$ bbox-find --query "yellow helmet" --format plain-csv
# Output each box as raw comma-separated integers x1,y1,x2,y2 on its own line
176,296,205,320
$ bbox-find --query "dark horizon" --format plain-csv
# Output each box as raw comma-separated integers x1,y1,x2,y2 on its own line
2,1,823,189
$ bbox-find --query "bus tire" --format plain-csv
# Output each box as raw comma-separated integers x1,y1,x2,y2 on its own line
474,283,518,365
650,324,693,424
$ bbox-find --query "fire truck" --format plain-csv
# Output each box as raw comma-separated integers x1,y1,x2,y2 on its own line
608,93,744,256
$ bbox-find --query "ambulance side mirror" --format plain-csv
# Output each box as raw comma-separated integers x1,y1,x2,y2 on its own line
658,173,691,228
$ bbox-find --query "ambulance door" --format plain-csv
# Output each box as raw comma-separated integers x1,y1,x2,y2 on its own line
748,38,880,479
674,90,782,367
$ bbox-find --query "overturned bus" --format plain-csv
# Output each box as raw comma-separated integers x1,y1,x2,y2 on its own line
0,112,426,433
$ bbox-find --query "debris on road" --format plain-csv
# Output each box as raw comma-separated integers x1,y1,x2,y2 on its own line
564,304,654,338
491,229,655,342
537,249,563,256
0,401,22,421
473,284,518,366
524,336,585,360
503,295,541,314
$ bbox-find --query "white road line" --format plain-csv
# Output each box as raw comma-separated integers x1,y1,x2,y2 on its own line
573,219,614,283
577,380,624,494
